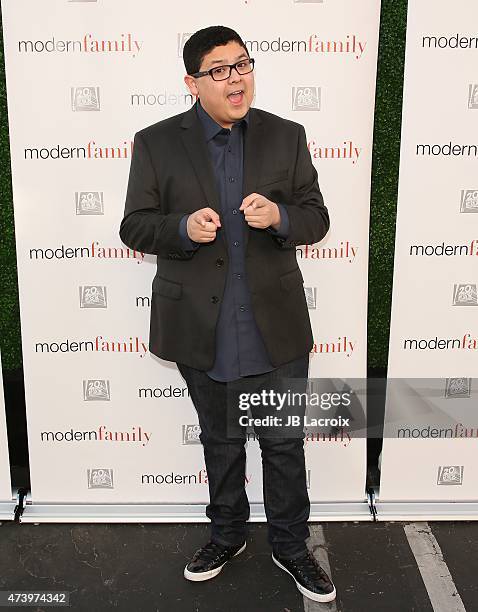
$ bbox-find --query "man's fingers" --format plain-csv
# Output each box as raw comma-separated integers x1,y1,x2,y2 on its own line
201,207,221,227
240,193,259,211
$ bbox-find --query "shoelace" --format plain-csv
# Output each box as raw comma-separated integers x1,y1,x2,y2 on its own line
290,553,323,578
194,542,229,563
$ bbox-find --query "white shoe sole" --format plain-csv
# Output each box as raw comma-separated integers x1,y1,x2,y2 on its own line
184,542,246,582
272,554,337,603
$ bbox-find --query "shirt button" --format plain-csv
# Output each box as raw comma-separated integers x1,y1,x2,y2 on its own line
211,296,219,304
232,209,238,215
233,241,239,247
228,177,236,183
215,258,224,267
236,273,242,280
239,305,246,312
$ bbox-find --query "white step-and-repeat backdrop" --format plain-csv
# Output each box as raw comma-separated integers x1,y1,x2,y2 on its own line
378,0,478,519
2,0,381,521
0,350,14,519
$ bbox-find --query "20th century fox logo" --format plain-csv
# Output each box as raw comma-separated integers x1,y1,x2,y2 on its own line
71,87,100,111
292,87,321,111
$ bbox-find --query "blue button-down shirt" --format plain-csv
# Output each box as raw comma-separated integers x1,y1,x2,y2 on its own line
179,101,289,381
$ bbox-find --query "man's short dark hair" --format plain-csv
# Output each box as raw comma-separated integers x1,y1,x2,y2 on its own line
183,26,249,75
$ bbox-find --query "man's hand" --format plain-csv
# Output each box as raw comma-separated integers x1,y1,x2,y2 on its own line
239,193,281,230
186,207,221,243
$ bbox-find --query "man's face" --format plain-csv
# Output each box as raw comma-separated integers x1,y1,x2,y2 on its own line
184,41,254,129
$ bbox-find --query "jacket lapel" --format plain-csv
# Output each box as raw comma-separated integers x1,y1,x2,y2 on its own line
180,105,221,213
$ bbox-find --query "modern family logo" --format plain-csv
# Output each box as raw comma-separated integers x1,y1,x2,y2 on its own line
308,139,362,164
243,34,366,59
29,242,145,264
403,333,478,351
40,425,151,446
409,240,478,257
24,140,134,160
310,336,356,357
18,33,142,57
141,469,252,485
296,241,358,262
34,336,148,358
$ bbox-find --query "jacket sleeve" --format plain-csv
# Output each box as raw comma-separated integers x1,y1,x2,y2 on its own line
119,131,197,260
270,124,330,250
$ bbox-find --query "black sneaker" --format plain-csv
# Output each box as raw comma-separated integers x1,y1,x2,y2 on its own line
184,541,246,582
272,550,336,603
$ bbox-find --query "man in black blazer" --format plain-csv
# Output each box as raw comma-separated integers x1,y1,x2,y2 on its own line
120,26,335,603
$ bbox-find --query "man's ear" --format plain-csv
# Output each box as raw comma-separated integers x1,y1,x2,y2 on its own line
184,75,199,97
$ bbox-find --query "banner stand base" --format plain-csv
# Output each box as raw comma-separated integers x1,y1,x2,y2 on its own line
0,489,19,520
20,494,373,523
373,488,478,521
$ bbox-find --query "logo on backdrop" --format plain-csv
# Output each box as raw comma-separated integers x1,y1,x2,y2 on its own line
310,336,356,357
43,426,150,446
308,139,362,164
24,139,134,160
452,284,478,306
138,385,189,399
422,34,478,51
468,84,478,109
76,192,104,215
403,333,478,351
71,87,100,111
35,336,148,358
30,242,144,264
130,91,194,108
296,241,358,263
304,287,317,309
79,286,107,308
292,87,321,111
409,240,478,257
18,34,142,57
83,379,111,401
182,425,201,445
437,466,463,486
445,378,471,399
460,190,478,213
88,468,114,489
141,469,252,486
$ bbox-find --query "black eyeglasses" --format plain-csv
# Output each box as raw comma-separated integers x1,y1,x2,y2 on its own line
191,58,255,81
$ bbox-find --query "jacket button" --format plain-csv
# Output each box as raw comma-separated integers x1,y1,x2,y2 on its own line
211,296,219,303
215,258,224,267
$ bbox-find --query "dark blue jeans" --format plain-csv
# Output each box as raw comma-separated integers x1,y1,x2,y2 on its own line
177,354,310,559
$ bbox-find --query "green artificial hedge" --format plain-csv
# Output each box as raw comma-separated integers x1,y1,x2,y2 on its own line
0,1,407,373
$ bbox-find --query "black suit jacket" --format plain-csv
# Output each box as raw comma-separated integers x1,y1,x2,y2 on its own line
120,104,330,370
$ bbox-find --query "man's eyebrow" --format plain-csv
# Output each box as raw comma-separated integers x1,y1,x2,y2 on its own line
207,53,249,66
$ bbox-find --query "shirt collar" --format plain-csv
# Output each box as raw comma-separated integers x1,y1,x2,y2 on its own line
196,99,249,142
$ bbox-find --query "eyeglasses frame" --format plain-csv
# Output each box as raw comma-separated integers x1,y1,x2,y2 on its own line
190,58,255,81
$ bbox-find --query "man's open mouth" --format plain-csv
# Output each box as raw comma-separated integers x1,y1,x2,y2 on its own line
227,90,244,104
